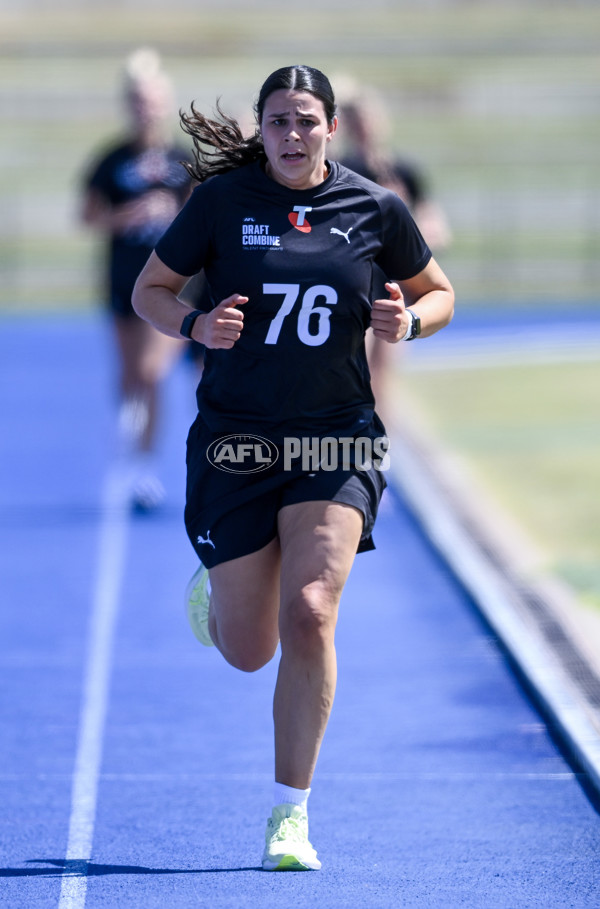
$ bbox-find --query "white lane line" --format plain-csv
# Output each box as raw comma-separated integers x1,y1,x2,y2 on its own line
0,771,581,782
98,771,579,782
406,346,600,372
58,467,130,909
405,337,600,372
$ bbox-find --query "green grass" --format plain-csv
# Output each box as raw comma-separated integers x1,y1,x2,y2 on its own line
396,360,600,609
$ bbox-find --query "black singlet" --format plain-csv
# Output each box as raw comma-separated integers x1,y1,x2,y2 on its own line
84,141,192,315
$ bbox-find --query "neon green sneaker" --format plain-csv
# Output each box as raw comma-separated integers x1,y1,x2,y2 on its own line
185,564,214,647
262,804,321,871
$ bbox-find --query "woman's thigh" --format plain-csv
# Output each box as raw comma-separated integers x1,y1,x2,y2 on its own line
205,500,362,661
113,315,182,384
277,500,364,631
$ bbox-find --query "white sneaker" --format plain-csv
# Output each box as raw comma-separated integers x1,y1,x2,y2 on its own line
184,564,214,647
262,804,321,871
131,473,166,512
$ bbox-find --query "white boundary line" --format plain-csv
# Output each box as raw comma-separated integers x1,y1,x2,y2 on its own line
389,431,600,799
405,344,600,372
403,328,600,372
58,467,130,908
0,770,580,783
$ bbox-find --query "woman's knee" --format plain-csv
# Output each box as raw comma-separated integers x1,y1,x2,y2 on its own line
279,585,339,652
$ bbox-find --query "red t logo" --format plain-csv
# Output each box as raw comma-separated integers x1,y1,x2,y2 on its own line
289,205,312,233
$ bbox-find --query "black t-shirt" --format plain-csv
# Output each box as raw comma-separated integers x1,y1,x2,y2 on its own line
155,159,431,438
84,141,192,250
339,154,427,208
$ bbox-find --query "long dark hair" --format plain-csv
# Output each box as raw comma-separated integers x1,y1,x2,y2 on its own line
180,65,336,183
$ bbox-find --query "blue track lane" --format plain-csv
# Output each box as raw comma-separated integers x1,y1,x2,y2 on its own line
1,314,599,908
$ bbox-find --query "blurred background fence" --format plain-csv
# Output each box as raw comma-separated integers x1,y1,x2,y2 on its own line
0,0,599,311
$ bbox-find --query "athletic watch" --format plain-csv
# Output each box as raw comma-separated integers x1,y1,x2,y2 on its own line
180,309,204,340
404,308,421,341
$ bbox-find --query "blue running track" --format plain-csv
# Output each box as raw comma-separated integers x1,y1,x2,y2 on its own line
1,313,599,908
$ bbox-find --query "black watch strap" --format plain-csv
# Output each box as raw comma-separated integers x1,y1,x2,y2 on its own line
180,309,204,340
405,308,421,341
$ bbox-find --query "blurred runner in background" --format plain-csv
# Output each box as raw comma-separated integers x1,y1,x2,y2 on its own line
334,77,452,414
80,48,198,510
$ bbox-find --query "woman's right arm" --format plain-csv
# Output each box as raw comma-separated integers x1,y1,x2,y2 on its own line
132,251,247,348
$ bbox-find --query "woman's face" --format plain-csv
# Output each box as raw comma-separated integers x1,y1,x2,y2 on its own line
126,78,171,135
260,89,337,191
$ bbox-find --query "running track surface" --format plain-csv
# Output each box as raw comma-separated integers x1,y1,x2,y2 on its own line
1,312,599,908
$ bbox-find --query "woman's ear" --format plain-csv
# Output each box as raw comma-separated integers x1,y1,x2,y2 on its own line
326,116,338,142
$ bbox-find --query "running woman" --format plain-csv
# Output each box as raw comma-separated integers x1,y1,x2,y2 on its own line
132,64,454,870
81,48,194,510
333,76,453,414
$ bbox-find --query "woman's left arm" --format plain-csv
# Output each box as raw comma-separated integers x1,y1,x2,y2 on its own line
370,256,454,343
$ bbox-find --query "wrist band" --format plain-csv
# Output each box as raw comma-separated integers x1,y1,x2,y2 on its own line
400,309,414,341
180,309,204,340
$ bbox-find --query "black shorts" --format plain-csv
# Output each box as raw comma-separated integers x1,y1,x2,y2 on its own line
184,417,388,568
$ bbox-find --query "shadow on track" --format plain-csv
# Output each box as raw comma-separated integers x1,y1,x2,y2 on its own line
0,859,263,877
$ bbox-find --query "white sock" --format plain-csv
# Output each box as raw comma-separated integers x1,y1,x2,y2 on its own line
273,782,311,811
117,395,149,452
